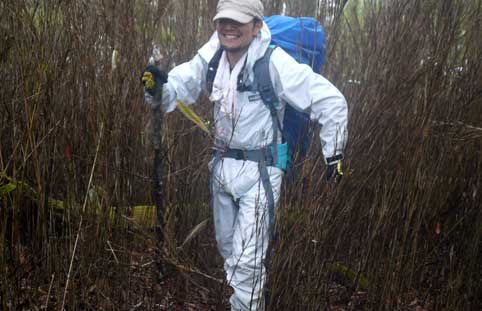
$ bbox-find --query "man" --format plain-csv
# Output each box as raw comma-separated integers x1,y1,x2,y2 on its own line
143,0,347,310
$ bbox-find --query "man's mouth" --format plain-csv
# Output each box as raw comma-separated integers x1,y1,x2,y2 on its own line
222,33,240,39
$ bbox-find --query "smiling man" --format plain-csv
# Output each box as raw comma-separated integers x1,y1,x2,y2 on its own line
214,1,263,67
143,0,348,310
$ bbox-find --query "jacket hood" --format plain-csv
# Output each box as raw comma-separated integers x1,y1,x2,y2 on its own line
198,21,272,70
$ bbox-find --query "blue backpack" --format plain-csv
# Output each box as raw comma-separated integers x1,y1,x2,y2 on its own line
207,15,326,169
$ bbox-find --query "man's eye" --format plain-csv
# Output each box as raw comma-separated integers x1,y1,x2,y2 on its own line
218,19,242,27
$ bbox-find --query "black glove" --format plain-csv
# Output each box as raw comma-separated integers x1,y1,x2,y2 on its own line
326,159,344,182
141,65,168,97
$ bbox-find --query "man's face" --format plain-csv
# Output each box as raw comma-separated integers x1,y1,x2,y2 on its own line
216,18,262,53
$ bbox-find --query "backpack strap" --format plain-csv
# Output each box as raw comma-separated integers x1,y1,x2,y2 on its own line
253,46,283,163
206,48,224,94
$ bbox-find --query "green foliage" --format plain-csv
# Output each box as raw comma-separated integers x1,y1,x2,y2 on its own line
330,262,370,290
0,183,16,197
176,99,211,135
342,0,382,34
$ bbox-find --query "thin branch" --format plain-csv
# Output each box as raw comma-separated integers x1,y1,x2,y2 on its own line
61,123,104,309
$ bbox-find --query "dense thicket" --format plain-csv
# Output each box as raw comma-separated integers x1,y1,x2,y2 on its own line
1,0,481,310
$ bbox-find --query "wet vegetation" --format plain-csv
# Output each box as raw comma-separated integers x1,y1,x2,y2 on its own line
1,0,482,310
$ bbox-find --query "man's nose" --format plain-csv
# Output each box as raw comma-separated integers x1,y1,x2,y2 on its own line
219,19,240,29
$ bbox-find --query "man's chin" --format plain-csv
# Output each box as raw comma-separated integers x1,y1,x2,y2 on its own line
220,44,243,53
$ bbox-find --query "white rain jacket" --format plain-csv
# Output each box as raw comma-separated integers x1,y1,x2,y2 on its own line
161,22,348,161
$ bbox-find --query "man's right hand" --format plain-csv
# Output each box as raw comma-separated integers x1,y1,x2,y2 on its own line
142,65,168,100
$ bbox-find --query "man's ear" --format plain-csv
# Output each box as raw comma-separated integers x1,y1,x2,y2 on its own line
254,20,263,35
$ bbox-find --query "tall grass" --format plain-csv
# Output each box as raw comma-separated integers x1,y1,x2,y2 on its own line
269,0,482,310
1,0,481,310
1,1,174,309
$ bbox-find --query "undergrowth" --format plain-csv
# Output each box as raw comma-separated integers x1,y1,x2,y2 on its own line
1,0,481,310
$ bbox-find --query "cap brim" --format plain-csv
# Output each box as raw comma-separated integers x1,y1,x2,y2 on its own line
213,9,254,24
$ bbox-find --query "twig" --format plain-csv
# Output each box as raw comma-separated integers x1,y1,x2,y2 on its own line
141,260,155,267
61,123,104,309
432,120,482,132
107,240,119,264
163,257,224,284
43,273,55,309
6,120,61,174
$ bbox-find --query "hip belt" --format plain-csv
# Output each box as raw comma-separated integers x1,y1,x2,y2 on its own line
211,144,289,239
219,148,274,165
215,143,289,171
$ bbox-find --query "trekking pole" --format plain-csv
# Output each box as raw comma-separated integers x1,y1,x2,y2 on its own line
149,45,165,280
153,100,164,279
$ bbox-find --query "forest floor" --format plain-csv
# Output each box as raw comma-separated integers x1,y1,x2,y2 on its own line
11,232,428,310
120,241,430,311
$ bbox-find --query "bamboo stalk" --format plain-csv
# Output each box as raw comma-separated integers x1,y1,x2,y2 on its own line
61,123,104,310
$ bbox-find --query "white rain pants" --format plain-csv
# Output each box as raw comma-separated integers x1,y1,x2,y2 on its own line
210,157,283,311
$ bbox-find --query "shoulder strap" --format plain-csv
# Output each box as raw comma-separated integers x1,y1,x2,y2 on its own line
206,48,224,94
254,47,277,111
253,46,284,163
254,46,283,131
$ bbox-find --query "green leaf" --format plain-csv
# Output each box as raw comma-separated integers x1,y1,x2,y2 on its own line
131,205,157,227
0,183,16,197
330,262,370,290
176,100,211,135
49,198,65,211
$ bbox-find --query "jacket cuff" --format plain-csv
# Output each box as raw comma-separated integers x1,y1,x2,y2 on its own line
162,83,177,112
326,154,344,165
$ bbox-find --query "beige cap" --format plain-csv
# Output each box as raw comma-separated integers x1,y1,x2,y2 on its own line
213,0,264,24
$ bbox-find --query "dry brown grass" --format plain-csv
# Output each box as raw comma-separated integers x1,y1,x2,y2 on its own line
1,0,481,310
